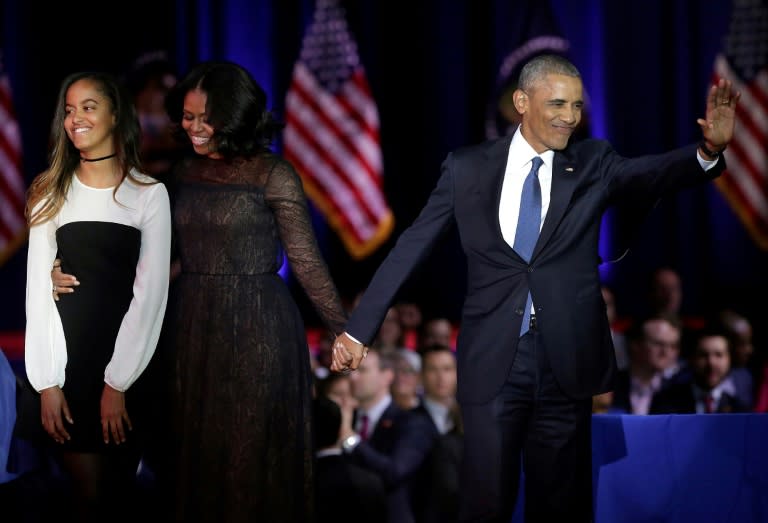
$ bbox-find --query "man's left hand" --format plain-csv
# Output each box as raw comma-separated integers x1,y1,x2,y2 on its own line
697,77,740,151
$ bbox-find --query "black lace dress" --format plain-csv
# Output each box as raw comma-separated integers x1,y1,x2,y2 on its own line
169,153,346,522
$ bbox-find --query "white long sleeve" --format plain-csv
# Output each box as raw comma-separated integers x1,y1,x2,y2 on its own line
24,172,171,392
105,181,171,391
25,202,68,391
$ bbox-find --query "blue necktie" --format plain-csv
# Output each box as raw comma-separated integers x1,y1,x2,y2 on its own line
514,156,543,336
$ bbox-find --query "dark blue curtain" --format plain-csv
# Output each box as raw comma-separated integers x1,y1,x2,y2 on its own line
1,0,764,336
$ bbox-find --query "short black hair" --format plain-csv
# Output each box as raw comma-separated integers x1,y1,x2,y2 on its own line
418,343,455,362
518,54,580,92
691,323,730,352
626,313,681,343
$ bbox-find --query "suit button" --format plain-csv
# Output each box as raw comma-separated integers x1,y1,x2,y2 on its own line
514,308,523,315
527,266,534,273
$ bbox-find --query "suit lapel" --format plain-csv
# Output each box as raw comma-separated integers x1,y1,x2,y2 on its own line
368,404,399,448
485,136,515,253
532,152,579,259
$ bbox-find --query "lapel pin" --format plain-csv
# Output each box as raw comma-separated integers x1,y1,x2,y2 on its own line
565,167,575,172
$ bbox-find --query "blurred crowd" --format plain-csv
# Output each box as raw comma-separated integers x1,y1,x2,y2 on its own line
307,266,765,522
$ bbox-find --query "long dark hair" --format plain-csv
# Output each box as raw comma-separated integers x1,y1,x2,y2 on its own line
26,71,145,225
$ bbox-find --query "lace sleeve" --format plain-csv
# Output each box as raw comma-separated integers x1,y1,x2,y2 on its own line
265,158,347,333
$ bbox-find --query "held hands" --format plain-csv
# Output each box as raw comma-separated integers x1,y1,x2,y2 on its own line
51,258,79,301
330,333,368,374
101,384,132,445
697,77,741,156
40,386,72,444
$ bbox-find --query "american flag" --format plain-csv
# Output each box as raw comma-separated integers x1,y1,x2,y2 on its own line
712,0,768,250
283,0,393,260
0,52,26,266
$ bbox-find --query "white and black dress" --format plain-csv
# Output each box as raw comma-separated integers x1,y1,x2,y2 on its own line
24,171,171,452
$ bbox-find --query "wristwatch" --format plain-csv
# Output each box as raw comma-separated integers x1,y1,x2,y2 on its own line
341,434,361,452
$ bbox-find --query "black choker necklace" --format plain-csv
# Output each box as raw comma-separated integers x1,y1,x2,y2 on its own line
80,153,116,162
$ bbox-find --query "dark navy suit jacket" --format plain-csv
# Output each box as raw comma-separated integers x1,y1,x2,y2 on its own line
409,403,462,523
315,453,388,523
346,135,725,405
350,401,437,523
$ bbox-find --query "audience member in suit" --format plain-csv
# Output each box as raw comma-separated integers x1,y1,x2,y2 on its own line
395,301,424,350
372,307,406,353
392,349,423,410
611,314,682,414
312,395,387,523
667,310,757,410
341,348,437,523
418,317,455,351
410,344,462,523
646,266,704,360
647,267,683,319
651,326,749,414
716,309,755,409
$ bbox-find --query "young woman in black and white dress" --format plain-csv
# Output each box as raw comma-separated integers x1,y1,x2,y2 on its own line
24,71,171,521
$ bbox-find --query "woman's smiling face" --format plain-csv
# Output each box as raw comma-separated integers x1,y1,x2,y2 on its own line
182,88,217,158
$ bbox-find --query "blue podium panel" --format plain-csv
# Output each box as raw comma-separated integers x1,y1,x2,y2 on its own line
592,414,768,523
0,349,19,483
511,414,768,523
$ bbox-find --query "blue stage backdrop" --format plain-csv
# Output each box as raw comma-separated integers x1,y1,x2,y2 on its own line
0,0,765,342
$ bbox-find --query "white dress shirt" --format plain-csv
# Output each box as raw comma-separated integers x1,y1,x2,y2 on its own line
630,373,663,415
499,129,555,315
499,129,555,250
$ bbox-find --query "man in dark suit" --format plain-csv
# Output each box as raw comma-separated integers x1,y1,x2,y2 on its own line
340,348,437,523
611,314,682,415
410,344,462,523
331,54,739,522
312,395,387,523
650,326,750,414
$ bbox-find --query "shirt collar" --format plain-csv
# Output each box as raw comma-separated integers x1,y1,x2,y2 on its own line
510,126,555,170
423,397,454,434
630,372,662,394
360,394,392,430
423,396,448,415
694,379,733,403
